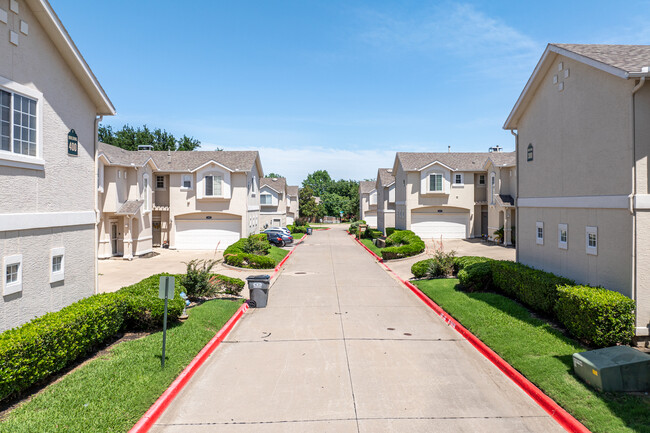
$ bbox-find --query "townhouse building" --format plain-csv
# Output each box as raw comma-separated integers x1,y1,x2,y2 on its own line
0,0,115,331
359,180,377,227
286,185,299,225
504,43,650,339
259,177,286,229
375,168,396,234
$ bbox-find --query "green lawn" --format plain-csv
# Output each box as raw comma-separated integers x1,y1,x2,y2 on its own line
0,299,242,433
292,233,305,240
414,278,650,433
268,245,289,264
360,238,383,256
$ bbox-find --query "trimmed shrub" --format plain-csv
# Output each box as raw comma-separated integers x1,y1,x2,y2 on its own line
224,253,276,269
288,224,309,234
118,273,185,330
210,274,245,296
411,258,434,278
491,261,574,315
423,250,456,278
348,220,366,235
182,259,220,298
453,256,492,272
363,229,383,239
381,230,425,260
385,227,398,237
458,261,494,291
0,293,125,402
555,285,635,347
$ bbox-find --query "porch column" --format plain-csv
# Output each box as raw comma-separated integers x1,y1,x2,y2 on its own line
504,209,512,246
123,217,134,260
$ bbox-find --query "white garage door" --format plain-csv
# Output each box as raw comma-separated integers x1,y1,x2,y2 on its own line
175,220,241,250
286,216,294,225
411,212,468,240
364,214,378,228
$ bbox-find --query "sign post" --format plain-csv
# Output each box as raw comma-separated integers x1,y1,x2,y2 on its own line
158,276,175,368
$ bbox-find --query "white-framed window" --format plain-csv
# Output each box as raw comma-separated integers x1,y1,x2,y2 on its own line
0,77,44,169
429,173,443,192
204,174,223,197
536,221,544,245
182,174,192,189
369,190,377,205
251,175,257,197
50,247,65,283
98,162,105,193
453,173,464,186
478,174,485,186
586,226,597,255
490,173,496,204
558,224,567,250
118,170,121,179
143,174,150,212
156,175,165,189
260,193,273,205
3,254,22,295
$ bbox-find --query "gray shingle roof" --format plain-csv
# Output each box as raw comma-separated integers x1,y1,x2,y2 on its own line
396,152,493,171
377,168,395,187
98,142,259,172
485,152,516,167
359,180,375,194
286,185,299,197
552,44,650,74
261,177,286,193
116,200,143,215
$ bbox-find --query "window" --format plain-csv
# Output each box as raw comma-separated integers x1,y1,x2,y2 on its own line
536,221,544,245
479,174,485,185
50,247,64,283
3,254,22,295
490,173,496,204
586,226,597,255
260,193,272,205
182,174,192,189
429,174,443,192
205,174,223,196
156,175,165,189
453,173,464,186
143,174,150,211
0,89,37,156
558,224,567,249
527,144,533,162
98,162,105,193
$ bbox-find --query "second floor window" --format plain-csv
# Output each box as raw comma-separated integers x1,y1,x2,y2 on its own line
156,176,165,189
260,193,272,205
205,174,222,196
429,174,443,192
182,174,192,189
479,174,485,185
1,90,37,156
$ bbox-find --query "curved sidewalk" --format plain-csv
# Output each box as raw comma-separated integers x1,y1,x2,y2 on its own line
150,227,565,433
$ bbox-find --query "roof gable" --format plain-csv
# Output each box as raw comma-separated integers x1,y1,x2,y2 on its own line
396,152,491,172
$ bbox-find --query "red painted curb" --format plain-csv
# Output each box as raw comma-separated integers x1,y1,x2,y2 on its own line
128,302,249,433
351,236,383,262
352,240,591,433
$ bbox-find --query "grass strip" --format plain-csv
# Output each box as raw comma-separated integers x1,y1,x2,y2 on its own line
292,233,305,240
413,278,650,433
360,238,383,256
267,245,290,265
0,299,242,433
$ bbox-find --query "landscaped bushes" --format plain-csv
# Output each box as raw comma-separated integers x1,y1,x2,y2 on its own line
223,234,276,269
288,223,310,234
0,293,126,402
456,257,494,291
490,261,574,315
381,230,425,260
385,227,398,237
362,229,383,239
555,285,635,347
210,274,245,295
348,220,366,235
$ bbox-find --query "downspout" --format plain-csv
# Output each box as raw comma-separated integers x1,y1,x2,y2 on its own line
94,115,103,295
631,72,647,336
511,129,519,263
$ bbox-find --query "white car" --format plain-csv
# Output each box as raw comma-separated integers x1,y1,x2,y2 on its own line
268,226,291,235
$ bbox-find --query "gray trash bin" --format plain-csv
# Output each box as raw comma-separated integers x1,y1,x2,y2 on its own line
246,275,271,308
306,227,313,235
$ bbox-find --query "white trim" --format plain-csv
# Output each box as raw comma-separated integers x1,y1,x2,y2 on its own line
260,184,282,194
417,160,455,172
518,195,629,209
3,254,22,295
50,247,65,283
452,172,464,187
191,160,233,173
0,211,96,231
558,224,568,250
586,226,598,255
635,327,650,337
633,194,650,209
248,205,260,211
536,221,544,245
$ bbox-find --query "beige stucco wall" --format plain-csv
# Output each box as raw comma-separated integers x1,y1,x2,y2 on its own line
259,182,286,229
0,1,103,331
246,165,260,235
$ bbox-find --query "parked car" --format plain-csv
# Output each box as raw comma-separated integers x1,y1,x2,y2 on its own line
263,229,293,247
268,226,291,236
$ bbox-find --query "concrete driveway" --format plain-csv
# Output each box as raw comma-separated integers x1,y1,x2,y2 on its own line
150,226,562,433
98,247,282,293
388,238,515,282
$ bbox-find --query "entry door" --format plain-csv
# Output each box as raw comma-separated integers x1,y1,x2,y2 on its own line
481,212,488,236
111,223,119,255
153,220,161,246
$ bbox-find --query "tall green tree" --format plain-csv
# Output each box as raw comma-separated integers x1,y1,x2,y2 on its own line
98,124,207,151
299,185,325,221
302,170,332,197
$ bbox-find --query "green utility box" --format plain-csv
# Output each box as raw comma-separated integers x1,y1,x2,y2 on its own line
573,346,650,392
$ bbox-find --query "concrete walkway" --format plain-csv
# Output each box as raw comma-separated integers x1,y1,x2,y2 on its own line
151,227,563,433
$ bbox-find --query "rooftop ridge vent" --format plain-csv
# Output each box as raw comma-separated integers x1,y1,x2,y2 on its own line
138,145,153,151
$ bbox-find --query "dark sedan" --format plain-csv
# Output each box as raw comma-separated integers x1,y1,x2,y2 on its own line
263,229,294,247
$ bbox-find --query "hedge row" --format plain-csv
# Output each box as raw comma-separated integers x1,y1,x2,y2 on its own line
210,273,246,295
287,224,310,234
381,230,425,260
223,235,276,269
0,273,187,402
409,256,635,347
385,227,398,237
348,220,366,235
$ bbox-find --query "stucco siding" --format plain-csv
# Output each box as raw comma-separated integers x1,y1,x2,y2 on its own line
518,207,632,298
0,225,95,332
635,211,650,329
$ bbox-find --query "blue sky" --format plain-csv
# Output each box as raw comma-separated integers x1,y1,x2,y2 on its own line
52,0,650,185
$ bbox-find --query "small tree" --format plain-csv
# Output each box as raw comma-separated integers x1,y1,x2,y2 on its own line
181,259,220,298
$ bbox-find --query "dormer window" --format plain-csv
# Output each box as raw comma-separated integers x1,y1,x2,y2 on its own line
429,174,443,192
204,174,222,196
260,193,272,205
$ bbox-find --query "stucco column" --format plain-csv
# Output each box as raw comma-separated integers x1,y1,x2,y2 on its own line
123,217,133,260
505,209,512,246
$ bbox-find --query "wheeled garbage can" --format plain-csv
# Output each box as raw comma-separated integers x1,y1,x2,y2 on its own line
306,227,313,235
246,275,271,308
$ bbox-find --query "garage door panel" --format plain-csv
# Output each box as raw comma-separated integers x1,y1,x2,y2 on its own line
364,215,378,228
175,220,241,250
411,212,468,239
